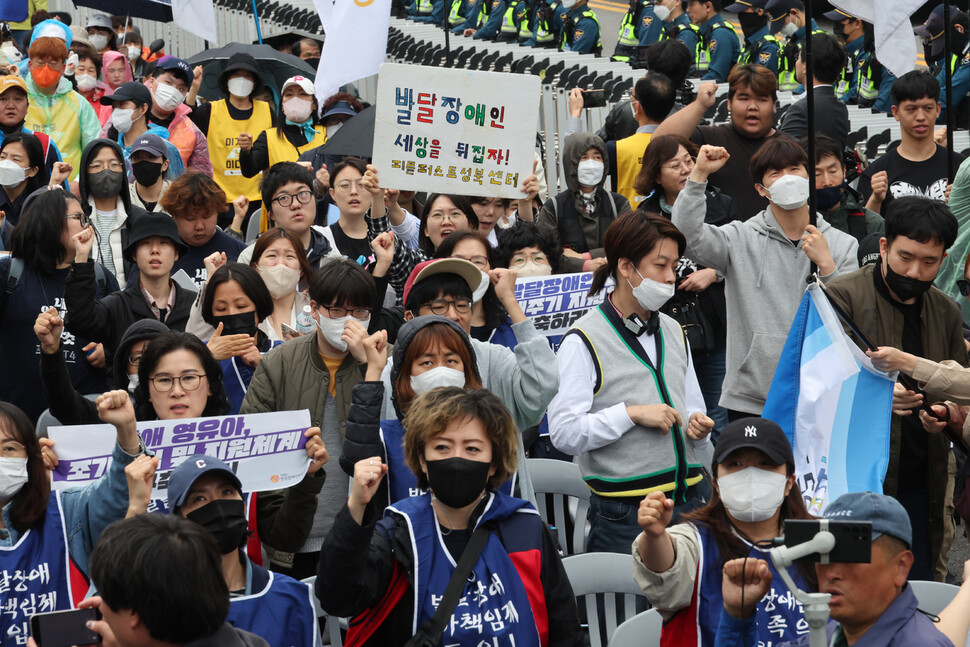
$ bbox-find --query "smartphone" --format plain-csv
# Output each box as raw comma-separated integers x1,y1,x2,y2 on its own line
30,609,102,647
783,519,872,564
280,322,302,338
581,89,607,109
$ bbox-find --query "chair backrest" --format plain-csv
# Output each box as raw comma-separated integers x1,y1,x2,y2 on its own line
608,609,663,647
245,210,262,243
908,579,961,615
35,409,60,439
527,458,590,555
302,575,345,647
562,552,647,647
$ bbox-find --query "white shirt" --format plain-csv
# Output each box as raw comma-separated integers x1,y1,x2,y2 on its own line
547,323,708,457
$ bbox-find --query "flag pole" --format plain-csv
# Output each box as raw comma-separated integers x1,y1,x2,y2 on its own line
943,0,955,181
804,0,817,279
251,0,263,44
442,0,452,67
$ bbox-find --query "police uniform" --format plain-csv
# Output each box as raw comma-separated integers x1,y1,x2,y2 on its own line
938,47,970,125
855,50,895,113
523,0,564,47
777,20,823,91
561,4,601,55
836,34,866,102
660,12,702,63
453,0,508,38
696,12,740,81
739,24,780,75
611,0,654,62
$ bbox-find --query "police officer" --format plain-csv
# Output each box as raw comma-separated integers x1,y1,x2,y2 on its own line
825,6,867,102
766,0,821,91
657,0,702,64
561,0,601,54
915,3,970,125
687,0,740,82
453,0,508,39
448,0,474,28
726,0,780,75
523,0,566,47
612,0,660,62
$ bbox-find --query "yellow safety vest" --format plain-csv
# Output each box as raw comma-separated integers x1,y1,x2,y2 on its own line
449,0,466,25
696,20,737,73
208,99,273,203
614,131,652,205
416,0,434,15
265,125,327,168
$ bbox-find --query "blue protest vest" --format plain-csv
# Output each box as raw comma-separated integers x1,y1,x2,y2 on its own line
387,492,544,646
661,524,809,646
0,494,84,646
228,563,318,647
222,341,282,414
380,419,516,503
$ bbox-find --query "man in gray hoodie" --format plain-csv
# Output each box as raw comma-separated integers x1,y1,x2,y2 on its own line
672,138,858,418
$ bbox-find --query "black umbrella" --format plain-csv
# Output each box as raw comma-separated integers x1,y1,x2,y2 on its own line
316,106,375,159
70,0,173,21
186,43,316,103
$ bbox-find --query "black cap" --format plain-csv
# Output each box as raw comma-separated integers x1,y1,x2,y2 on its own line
725,0,766,12
857,232,883,268
712,417,794,469
218,52,264,97
100,81,152,107
822,7,857,21
915,4,969,59
123,210,187,262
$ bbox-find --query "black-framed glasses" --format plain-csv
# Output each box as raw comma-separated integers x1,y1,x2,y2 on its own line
149,373,206,392
272,190,314,207
958,279,970,297
321,305,371,320
421,299,472,315
65,211,89,227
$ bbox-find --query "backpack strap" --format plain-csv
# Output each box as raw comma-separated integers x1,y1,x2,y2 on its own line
5,257,23,296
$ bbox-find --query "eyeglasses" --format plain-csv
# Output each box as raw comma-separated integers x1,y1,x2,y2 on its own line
958,279,970,297
65,212,90,226
510,253,548,267
334,179,364,192
662,157,696,172
272,190,314,207
454,255,488,269
428,211,467,223
421,299,472,315
88,160,124,173
149,373,206,392
321,304,372,320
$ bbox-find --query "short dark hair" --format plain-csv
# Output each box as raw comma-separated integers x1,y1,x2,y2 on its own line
589,210,687,296
405,273,473,314
636,72,676,123
330,156,368,184
251,227,314,284
11,188,82,273
73,44,102,76
435,230,508,328
728,64,778,102
884,196,958,250
644,39,693,89
806,134,843,166
161,173,227,217
260,161,313,208
201,263,274,327
308,257,376,308
495,221,561,274
749,137,807,185
799,33,846,85
90,514,229,643
891,69,940,107
135,332,231,420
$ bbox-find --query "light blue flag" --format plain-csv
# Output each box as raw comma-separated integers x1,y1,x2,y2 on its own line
762,283,895,514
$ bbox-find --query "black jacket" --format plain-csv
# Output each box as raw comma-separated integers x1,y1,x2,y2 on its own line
777,85,850,150
64,261,194,376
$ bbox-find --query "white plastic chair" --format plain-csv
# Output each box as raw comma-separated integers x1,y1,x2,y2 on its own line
302,575,346,647
562,552,648,647
245,210,262,243
909,579,960,615
608,609,663,647
528,458,590,555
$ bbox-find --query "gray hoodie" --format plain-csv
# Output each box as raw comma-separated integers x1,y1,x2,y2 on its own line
672,179,859,414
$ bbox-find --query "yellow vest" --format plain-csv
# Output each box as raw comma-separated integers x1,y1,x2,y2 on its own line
614,131,652,206
264,125,328,168
208,99,273,202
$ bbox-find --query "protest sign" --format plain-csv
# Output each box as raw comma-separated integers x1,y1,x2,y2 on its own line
372,62,540,197
49,410,312,501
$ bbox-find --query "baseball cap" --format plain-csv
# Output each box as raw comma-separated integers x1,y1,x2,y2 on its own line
86,14,113,30
122,209,188,262
129,133,168,158
712,417,795,470
282,75,314,95
857,232,882,268
167,455,243,510
765,0,799,31
824,491,912,548
322,100,358,121
822,7,857,21
725,0,767,12
99,81,152,106
402,258,484,312
0,76,27,97
915,4,968,59
155,56,193,86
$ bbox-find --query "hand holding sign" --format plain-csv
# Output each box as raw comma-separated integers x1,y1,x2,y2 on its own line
304,427,329,475
361,163,384,204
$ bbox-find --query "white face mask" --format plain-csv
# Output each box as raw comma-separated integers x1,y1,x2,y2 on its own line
259,264,301,299
717,467,788,522
410,366,467,396
0,457,27,501
653,4,671,21
779,21,798,38
515,260,553,277
577,159,605,187
153,82,185,112
764,174,809,210
315,313,370,352
326,122,343,139
111,107,137,134
628,267,675,312
89,33,109,50
127,45,141,61
76,73,98,92
127,373,139,393
0,159,26,189
471,270,490,303
561,0,577,7
283,96,314,123
227,76,254,98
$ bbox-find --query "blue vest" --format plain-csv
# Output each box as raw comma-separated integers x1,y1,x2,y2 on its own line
380,419,516,503
228,563,318,647
0,494,82,646
662,524,810,646
221,341,281,415
387,492,544,646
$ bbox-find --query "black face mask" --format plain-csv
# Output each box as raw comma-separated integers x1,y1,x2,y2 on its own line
425,457,491,509
924,41,942,68
815,184,843,211
87,169,125,199
186,498,249,554
131,160,163,187
884,261,934,302
212,311,258,337
738,12,767,40
833,21,846,43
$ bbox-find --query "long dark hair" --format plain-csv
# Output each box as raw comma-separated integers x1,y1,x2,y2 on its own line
418,194,480,256
435,230,507,332
134,332,231,421
0,402,50,532
10,188,82,274
1,132,51,196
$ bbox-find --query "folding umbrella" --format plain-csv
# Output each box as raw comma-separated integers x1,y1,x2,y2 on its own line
315,106,375,159
70,0,173,21
186,43,315,102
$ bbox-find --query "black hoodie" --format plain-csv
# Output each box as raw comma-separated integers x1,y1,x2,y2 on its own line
78,138,136,281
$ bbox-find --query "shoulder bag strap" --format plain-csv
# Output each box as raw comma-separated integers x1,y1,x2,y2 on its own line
422,524,492,641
